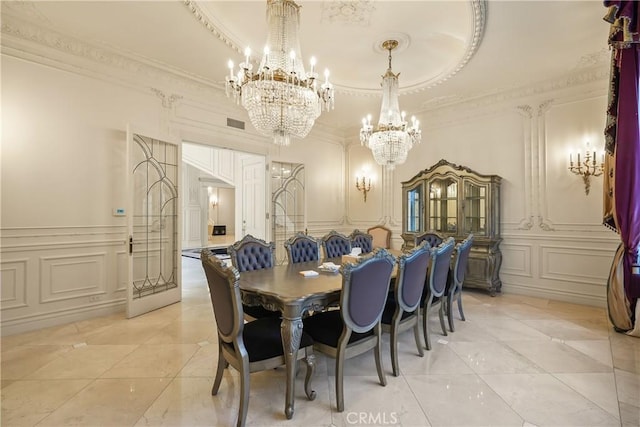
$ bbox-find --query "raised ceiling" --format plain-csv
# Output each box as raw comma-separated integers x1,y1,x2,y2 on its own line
2,1,610,131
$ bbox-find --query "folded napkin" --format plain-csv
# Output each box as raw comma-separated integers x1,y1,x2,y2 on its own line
299,270,319,277
319,262,340,273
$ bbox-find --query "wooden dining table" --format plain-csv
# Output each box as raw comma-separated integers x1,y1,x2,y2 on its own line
238,260,343,419
237,250,403,419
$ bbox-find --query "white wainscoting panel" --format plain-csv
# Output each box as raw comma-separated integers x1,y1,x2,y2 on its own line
1,226,128,336
116,251,128,292
540,244,612,285
40,253,107,303
501,243,532,277
0,258,28,309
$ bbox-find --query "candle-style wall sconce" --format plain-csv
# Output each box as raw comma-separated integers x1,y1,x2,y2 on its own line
568,142,604,195
355,173,372,202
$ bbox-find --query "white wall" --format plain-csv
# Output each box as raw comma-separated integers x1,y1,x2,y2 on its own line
1,14,617,337
346,73,619,306
1,53,346,335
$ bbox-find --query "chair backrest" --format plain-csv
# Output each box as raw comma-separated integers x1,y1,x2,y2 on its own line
452,234,474,287
395,242,431,312
367,225,391,249
321,230,352,259
201,252,243,345
349,229,373,254
427,237,456,297
284,232,321,263
415,231,443,248
339,248,395,333
228,234,275,272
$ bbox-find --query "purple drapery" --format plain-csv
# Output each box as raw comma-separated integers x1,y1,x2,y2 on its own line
603,1,640,334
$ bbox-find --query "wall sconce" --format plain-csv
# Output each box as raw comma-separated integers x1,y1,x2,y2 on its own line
568,144,604,195
355,174,372,202
209,194,218,208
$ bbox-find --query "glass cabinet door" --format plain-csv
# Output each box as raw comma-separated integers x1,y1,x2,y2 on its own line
406,184,423,233
463,181,487,235
428,178,457,233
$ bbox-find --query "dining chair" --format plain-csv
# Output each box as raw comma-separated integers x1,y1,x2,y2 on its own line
320,230,352,259
284,232,321,263
201,252,316,427
228,234,280,319
367,224,392,249
415,231,444,248
380,242,431,376
421,237,456,350
349,229,374,254
445,234,474,332
302,248,396,412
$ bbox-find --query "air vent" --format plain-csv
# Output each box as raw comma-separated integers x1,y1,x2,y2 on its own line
226,118,245,130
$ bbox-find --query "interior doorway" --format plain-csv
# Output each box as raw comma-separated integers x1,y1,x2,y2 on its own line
205,184,236,249
181,142,267,251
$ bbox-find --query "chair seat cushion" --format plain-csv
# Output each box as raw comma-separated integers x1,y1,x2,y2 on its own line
243,304,281,319
380,299,415,325
303,310,373,347
243,316,313,362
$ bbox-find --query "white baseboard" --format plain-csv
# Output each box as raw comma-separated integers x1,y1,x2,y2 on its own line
1,300,126,337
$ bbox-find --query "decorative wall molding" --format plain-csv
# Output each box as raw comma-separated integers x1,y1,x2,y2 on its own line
515,105,534,230
539,244,612,286
184,0,486,97
151,88,183,109
1,15,225,99
421,64,608,120
0,259,28,310
39,253,107,303
500,243,533,278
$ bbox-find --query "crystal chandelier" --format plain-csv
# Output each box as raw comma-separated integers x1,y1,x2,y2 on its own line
225,0,334,146
360,40,421,170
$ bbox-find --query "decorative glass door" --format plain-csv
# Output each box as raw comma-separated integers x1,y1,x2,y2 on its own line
127,129,181,318
463,181,487,235
429,178,457,233
271,162,305,264
406,183,423,233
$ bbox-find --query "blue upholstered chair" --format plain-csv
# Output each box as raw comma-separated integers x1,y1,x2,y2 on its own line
201,253,316,427
445,234,474,332
349,229,374,254
284,232,321,264
321,230,352,259
415,231,443,248
303,248,395,412
421,237,456,350
381,242,430,376
228,235,280,319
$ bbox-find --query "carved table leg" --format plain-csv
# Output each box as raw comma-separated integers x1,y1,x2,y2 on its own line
281,314,303,420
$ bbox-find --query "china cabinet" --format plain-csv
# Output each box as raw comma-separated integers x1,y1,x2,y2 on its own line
401,159,502,295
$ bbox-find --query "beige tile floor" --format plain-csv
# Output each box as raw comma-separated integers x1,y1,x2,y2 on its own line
2,256,640,426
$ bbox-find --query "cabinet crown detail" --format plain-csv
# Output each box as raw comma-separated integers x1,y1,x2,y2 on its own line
401,159,502,295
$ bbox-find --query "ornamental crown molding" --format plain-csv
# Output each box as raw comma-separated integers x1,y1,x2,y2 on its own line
1,14,226,101
421,63,609,113
183,0,487,97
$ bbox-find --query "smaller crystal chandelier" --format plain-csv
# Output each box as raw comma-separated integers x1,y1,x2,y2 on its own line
225,0,334,146
360,40,421,170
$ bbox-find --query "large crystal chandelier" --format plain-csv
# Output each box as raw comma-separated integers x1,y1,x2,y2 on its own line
360,40,421,170
225,0,334,146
